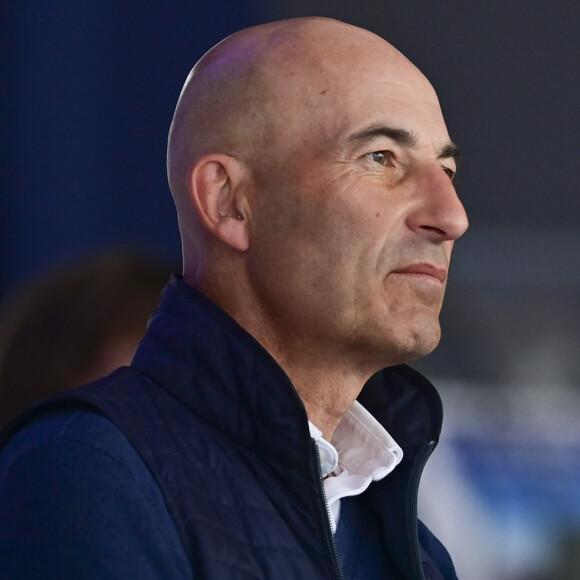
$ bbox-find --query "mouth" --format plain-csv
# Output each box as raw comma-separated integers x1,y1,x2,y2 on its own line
390,263,447,284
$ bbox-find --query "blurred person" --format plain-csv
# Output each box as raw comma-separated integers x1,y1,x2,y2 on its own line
0,249,170,425
0,17,468,579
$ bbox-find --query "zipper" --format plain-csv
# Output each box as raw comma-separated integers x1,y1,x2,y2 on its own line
409,440,436,580
313,440,345,580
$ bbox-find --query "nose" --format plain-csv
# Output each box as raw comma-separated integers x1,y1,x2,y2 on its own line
407,162,469,242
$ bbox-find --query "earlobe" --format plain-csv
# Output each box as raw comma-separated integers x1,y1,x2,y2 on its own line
188,154,250,252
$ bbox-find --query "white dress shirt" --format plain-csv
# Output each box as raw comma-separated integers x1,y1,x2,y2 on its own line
309,401,404,533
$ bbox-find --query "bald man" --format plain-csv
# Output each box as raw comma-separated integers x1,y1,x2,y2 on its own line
0,18,467,579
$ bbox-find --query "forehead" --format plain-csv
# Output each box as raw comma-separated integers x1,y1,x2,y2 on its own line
272,41,450,155
335,73,448,151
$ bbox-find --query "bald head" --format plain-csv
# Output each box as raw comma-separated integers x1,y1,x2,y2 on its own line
167,17,425,211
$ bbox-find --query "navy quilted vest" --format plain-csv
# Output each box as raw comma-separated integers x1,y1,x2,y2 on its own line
0,277,456,579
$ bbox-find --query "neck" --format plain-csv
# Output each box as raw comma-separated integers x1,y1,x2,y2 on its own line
274,351,371,441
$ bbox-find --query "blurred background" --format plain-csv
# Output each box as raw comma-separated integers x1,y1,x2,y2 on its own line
1,1,578,578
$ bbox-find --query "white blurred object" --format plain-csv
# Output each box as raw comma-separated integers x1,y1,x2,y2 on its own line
418,380,580,580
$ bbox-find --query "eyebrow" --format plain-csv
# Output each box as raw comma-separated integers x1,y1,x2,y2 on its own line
437,142,461,164
348,125,418,148
347,124,461,164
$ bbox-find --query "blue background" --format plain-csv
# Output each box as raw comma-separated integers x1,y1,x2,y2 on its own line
2,2,579,578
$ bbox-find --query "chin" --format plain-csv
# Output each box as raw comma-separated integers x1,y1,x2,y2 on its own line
386,317,442,366
356,320,441,371
407,323,442,361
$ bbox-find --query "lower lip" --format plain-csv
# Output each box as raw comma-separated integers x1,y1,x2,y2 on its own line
391,272,444,285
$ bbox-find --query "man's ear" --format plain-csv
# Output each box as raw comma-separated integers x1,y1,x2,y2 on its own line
187,154,250,252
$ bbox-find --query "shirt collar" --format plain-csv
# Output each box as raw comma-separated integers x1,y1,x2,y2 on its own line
308,400,404,480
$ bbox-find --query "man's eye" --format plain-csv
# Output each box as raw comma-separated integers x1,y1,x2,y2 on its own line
366,151,393,166
442,166,456,181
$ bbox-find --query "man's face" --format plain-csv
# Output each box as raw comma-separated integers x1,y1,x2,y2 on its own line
246,41,468,371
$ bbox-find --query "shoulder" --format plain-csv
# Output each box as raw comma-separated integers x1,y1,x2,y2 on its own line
0,410,193,579
3,407,133,456
0,409,148,486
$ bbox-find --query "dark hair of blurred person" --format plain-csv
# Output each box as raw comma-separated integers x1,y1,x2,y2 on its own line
0,249,171,426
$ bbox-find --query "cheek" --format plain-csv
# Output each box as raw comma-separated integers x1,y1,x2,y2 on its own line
252,169,405,299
